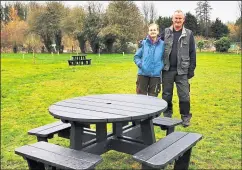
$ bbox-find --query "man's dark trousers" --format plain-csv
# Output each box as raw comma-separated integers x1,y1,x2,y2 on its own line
162,70,191,120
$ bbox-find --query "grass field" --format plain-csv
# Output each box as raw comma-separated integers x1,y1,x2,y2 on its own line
1,52,241,169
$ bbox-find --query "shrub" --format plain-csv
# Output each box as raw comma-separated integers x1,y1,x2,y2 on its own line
214,37,231,52
126,42,137,54
113,39,122,53
197,41,204,52
113,40,137,54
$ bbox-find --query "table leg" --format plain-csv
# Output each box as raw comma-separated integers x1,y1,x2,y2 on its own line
113,121,130,137
96,123,107,142
70,122,84,150
113,122,123,137
174,148,192,170
140,118,156,145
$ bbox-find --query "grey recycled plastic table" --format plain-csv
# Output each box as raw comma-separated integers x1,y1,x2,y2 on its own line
49,94,167,155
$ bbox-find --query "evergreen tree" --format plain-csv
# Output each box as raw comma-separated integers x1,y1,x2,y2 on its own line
195,0,212,37
156,16,172,33
184,12,198,35
210,18,229,39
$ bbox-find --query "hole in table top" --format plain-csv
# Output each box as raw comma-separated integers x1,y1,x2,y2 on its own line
106,103,112,104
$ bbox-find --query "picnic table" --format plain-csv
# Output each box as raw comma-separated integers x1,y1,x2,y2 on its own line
68,54,91,66
15,94,202,169
49,94,167,153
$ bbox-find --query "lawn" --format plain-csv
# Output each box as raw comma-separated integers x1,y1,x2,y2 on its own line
1,52,241,169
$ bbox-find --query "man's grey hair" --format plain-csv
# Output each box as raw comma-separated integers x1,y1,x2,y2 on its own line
173,10,185,18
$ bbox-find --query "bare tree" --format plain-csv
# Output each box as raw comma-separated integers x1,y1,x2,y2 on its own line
85,1,104,14
141,1,157,36
149,2,157,23
142,2,149,25
238,1,241,18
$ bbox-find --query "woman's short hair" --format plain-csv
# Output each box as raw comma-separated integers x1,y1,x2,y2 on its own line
148,23,159,31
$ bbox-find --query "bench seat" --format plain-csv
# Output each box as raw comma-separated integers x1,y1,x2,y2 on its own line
133,131,202,169
28,121,94,142
15,141,102,170
153,117,182,135
68,59,77,66
68,59,91,66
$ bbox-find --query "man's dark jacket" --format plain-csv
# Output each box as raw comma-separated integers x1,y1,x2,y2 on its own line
160,25,196,78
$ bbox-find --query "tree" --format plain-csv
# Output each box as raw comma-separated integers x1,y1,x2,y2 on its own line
210,18,229,39
27,2,65,53
83,2,104,53
184,12,198,35
4,6,28,53
1,2,11,23
235,1,241,43
237,1,241,18
197,40,204,52
23,32,42,53
61,6,86,53
156,16,172,33
1,23,9,51
98,24,119,53
141,2,149,27
27,6,52,53
1,2,27,23
149,2,157,23
195,1,212,37
45,2,66,53
12,1,27,21
227,22,240,42
105,1,143,53
141,2,157,35
214,37,231,52
1,4,4,22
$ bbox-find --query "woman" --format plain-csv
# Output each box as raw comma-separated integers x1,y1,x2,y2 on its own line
134,23,164,97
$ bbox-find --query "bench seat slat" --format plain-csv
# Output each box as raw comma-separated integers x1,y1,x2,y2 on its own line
31,142,101,163
31,123,71,137
147,133,202,168
15,142,102,170
28,121,95,137
133,132,187,161
153,117,182,127
15,146,93,169
28,121,67,134
133,132,202,169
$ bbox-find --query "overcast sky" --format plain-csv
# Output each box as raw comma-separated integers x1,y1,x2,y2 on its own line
1,1,240,23
65,1,240,23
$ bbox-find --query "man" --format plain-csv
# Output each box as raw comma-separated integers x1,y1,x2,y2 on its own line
161,10,196,127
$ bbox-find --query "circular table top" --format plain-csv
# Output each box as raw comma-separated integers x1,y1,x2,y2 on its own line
49,94,167,123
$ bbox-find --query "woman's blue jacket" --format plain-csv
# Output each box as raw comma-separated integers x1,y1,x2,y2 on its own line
134,36,165,77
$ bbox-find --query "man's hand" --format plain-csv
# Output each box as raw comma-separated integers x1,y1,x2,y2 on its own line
187,71,194,79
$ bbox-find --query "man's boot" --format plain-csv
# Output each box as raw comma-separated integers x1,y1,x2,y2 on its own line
181,113,192,127
163,102,173,118
179,100,191,127
163,110,172,118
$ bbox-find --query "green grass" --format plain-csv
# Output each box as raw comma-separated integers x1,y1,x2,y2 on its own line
1,52,241,169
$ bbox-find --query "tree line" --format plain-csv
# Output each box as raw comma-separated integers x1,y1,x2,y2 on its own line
1,1,241,54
